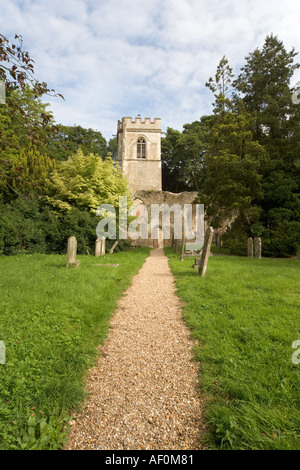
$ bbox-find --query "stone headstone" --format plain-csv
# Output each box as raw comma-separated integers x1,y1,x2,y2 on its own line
247,237,254,257
101,237,106,255
95,238,102,257
95,237,106,257
109,240,119,254
66,236,80,267
254,237,262,259
198,226,214,277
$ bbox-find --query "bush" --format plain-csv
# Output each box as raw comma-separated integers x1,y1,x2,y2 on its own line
262,220,300,257
222,238,247,256
0,198,132,255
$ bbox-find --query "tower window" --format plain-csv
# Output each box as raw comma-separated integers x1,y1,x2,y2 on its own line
137,137,146,159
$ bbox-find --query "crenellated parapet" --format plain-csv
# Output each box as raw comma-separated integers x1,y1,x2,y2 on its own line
118,117,161,134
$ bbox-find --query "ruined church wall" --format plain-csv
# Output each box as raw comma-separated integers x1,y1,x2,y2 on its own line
130,190,198,248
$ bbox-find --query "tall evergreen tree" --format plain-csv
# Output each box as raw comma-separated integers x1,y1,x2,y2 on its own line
201,57,265,239
234,34,300,256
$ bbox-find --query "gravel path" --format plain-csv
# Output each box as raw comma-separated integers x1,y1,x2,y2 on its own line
65,248,205,450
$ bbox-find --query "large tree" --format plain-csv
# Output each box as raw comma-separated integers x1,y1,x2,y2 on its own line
0,85,57,153
0,33,63,98
234,34,300,158
201,57,265,235
205,55,234,115
161,117,210,192
234,34,300,256
47,124,107,161
45,150,130,213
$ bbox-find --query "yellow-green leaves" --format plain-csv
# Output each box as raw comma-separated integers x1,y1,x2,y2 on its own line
46,150,131,213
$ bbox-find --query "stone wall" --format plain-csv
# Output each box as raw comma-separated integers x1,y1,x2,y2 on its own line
130,190,199,248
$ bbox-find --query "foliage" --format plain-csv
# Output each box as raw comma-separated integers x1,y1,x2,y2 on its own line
106,136,118,161
233,34,300,256
0,197,133,256
205,55,234,114
0,33,63,98
47,124,107,162
162,117,210,192
4,146,55,201
45,150,131,213
200,107,265,230
0,87,58,203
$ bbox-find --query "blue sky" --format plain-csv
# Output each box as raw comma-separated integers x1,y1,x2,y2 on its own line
1,0,300,142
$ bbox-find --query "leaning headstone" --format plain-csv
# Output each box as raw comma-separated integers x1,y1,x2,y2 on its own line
109,240,119,254
254,237,262,259
198,227,214,277
66,236,80,267
247,237,254,257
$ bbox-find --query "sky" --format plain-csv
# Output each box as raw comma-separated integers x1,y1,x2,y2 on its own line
1,0,300,142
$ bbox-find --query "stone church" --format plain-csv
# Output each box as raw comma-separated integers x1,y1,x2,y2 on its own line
117,116,199,248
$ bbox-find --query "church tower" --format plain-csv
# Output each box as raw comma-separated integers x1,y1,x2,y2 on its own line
117,116,162,192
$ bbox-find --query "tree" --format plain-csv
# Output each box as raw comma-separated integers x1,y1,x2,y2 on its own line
0,85,57,153
234,34,300,255
161,117,210,192
11,146,55,197
45,150,131,212
106,136,118,161
201,110,265,229
47,124,107,161
0,86,58,202
205,55,234,114
201,57,265,231
0,33,63,98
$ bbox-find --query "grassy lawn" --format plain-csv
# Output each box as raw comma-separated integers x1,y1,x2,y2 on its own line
0,248,150,450
165,247,300,450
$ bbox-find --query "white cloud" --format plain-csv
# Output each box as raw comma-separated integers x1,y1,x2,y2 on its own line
0,0,300,141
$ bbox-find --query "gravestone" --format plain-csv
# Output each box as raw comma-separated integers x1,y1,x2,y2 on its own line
95,238,102,257
247,237,254,257
254,237,262,259
66,236,80,267
109,240,119,254
101,237,106,255
95,237,106,257
198,226,214,277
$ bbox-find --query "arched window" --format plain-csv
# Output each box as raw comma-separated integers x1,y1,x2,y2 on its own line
137,137,146,159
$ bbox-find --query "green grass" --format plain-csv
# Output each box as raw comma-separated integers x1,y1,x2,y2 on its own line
0,248,150,450
165,247,300,450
